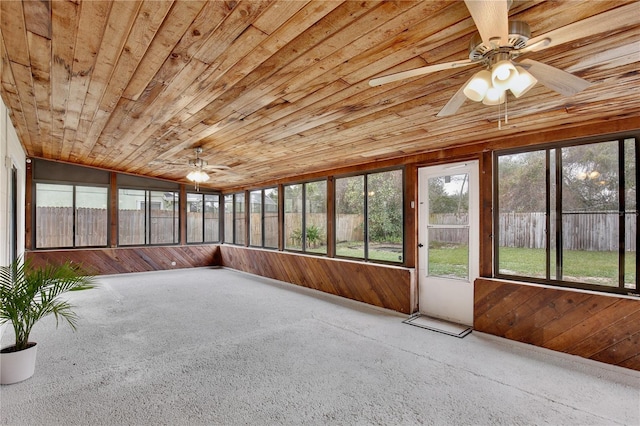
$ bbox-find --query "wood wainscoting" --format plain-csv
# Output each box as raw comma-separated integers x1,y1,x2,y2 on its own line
26,245,220,275
219,245,416,314
474,278,640,371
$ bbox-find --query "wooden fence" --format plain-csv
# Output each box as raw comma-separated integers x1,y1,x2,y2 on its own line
498,212,637,251
35,208,636,251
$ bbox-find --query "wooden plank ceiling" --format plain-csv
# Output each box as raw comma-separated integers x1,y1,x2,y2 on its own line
1,0,639,191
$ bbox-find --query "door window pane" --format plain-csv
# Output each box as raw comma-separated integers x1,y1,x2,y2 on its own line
562,141,618,286
335,176,364,258
428,228,469,280
427,173,469,279
368,170,403,263
264,187,278,248
75,186,108,247
36,183,73,248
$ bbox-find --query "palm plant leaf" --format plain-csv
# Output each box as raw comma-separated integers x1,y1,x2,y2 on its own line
0,257,96,351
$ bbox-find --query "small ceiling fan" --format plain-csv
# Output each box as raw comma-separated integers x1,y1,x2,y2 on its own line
185,147,231,190
149,147,231,190
369,0,629,117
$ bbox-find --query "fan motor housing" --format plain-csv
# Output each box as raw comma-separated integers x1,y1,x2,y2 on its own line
468,21,531,61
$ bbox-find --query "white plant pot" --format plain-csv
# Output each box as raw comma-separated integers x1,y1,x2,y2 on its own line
1,342,38,385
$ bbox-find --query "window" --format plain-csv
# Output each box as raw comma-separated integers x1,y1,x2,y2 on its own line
495,136,637,294
250,187,279,248
250,190,262,247
284,181,327,254
35,183,108,248
187,193,220,243
118,189,179,245
264,187,279,248
234,193,245,245
224,195,233,243
334,170,404,263
335,176,365,258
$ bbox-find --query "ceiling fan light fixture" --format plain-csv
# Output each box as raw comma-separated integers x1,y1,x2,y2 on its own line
491,60,519,91
463,70,492,102
510,66,537,98
187,169,210,183
482,87,506,105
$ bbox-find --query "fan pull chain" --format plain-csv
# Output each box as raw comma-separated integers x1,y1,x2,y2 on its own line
498,100,502,130
505,94,509,125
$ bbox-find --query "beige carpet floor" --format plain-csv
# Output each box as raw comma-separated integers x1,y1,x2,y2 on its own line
1,267,638,425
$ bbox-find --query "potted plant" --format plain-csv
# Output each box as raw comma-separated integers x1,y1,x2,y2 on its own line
0,256,95,384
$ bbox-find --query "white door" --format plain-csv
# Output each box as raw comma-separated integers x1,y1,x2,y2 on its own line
418,161,479,326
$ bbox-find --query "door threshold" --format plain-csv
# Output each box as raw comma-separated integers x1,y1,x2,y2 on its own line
403,314,472,338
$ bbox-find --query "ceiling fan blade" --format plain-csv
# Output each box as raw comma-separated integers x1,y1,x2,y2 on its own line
436,75,474,117
369,59,475,86
205,165,231,170
519,59,590,97
464,0,509,47
521,2,639,53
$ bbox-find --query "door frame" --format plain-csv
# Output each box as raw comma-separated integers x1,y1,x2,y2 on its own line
417,161,479,325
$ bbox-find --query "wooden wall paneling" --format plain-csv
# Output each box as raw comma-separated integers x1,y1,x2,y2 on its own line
474,278,640,371
219,245,414,314
26,245,220,276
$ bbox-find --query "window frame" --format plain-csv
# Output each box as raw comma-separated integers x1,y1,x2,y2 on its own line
34,182,110,249
284,179,328,255
493,134,638,296
186,191,221,244
249,187,279,249
117,188,180,247
333,168,405,265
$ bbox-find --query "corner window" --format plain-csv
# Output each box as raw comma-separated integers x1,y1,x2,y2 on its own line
495,136,637,295
35,183,108,248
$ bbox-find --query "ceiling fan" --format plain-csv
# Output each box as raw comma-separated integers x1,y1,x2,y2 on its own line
185,147,231,190
369,0,630,117
149,147,231,190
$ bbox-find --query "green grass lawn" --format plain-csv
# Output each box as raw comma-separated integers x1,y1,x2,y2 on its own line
307,241,637,288
498,247,636,287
